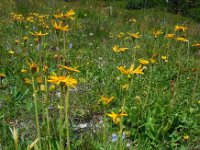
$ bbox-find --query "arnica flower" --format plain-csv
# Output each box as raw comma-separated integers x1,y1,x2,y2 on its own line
165,33,175,39
0,73,6,79
117,64,144,75
52,20,69,32
36,77,42,84
27,62,39,73
59,64,80,73
29,31,48,37
15,40,20,45
24,78,31,84
174,25,187,32
183,135,189,141
9,50,14,54
161,56,168,62
98,96,114,105
176,37,189,42
192,43,200,48
122,83,129,91
112,45,129,53
21,69,27,74
63,9,75,20
48,73,77,88
53,13,64,19
117,32,124,38
138,58,149,65
43,65,48,73
107,112,128,124
23,36,28,42
153,30,163,38
128,32,140,40
129,18,136,23
149,58,156,64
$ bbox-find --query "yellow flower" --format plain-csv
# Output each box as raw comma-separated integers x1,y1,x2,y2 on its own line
197,100,200,105
183,135,189,141
36,77,42,84
9,50,14,54
138,58,149,65
0,73,6,79
24,78,31,84
112,45,129,53
174,25,187,32
129,18,136,23
53,13,64,19
153,30,163,38
21,69,27,74
23,36,28,42
107,112,128,124
149,58,156,64
192,43,200,48
122,83,129,91
63,9,75,20
15,40,20,45
48,73,77,88
52,20,69,32
29,31,48,37
98,96,114,105
117,64,143,75
27,62,39,73
128,32,140,39
165,33,175,39
176,37,189,42
59,64,80,73
161,56,168,62
117,32,124,38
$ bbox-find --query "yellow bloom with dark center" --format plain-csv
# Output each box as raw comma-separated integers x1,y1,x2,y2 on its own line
29,31,48,37
0,73,6,79
48,73,77,88
63,9,75,20
153,30,163,38
192,43,200,48
59,64,80,73
15,40,20,45
165,33,175,39
138,58,149,65
107,112,128,124
98,96,114,105
128,32,140,39
161,56,168,62
176,37,189,42
112,45,129,53
23,36,28,42
174,25,187,32
52,20,69,32
117,64,143,75
27,62,39,73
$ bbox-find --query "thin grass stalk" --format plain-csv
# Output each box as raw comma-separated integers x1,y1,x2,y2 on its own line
59,86,64,150
119,98,126,150
44,75,51,150
64,87,70,150
31,75,41,149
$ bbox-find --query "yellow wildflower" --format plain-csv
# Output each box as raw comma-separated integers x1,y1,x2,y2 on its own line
21,69,27,74
117,32,124,38
52,20,69,32
53,13,64,19
128,32,140,39
98,96,114,105
183,135,189,141
27,62,39,73
174,25,187,32
138,58,149,65
112,45,129,53
0,73,6,79
165,33,175,39
117,64,143,75
63,9,75,20
161,56,168,62
36,77,42,84
149,58,156,64
176,37,189,42
153,30,163,38
15,40,20,45
24,78,31,84
59,64,80,73
192,43,200,48
9,50,14,54
29,31,48,37
23,36,28,42
48,73,77,88
122,83,129,91
129,18,136,23
107,112,128,124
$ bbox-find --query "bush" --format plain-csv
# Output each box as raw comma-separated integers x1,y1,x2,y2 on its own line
188,8,200,22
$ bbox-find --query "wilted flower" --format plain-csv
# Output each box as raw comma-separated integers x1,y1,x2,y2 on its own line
98,96,114,105
107,112,128,124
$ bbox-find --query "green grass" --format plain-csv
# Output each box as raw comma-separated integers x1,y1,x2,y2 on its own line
0,0,200,149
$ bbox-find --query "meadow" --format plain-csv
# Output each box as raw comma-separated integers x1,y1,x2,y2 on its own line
0,0,200,149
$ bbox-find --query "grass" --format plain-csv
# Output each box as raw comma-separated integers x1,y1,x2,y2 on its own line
0,0,200,149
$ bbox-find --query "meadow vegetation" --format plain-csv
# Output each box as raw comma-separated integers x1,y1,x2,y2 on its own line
0,0,200,149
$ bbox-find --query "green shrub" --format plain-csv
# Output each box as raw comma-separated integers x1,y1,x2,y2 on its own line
188,8,200,22
126,0,166,9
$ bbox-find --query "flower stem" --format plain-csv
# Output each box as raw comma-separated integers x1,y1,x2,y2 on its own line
65,87,70,150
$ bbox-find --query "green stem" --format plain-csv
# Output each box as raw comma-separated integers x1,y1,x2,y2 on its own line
31,76,41,149
59,86,63,150
119,98,126,150
65,87,70,150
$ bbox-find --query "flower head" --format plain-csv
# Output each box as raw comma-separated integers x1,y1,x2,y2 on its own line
0,73,6,79
192,43,200,48
161,56,168,62
98,96,114,105
59,64,80,73
153,30,163,38
63,9,75,20
176,37,189,42
107,112,128,124
128,32,140,40
112,45,129,53
174,25,187,32
117,64,143,75
165,33,175,39
29,31,48,37
138,58,149,65
52,20,69,32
